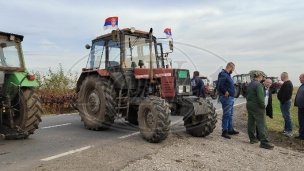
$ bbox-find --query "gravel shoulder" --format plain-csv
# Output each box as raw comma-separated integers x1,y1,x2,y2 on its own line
34,104,304,171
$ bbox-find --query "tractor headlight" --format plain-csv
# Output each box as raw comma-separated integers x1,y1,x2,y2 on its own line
185,85,191,92
178,86,183,93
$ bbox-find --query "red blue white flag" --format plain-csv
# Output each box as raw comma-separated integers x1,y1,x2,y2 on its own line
164,28,172,38
104,16,118,30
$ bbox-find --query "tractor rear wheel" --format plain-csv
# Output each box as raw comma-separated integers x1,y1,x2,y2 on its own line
183,100,217,137
138,96,171,143
10,88,43,139
77,76,116,130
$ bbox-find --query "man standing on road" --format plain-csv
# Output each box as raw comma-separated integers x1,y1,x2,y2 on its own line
217,62,238,139
246,71,274,150
191,71,205,98
256,78,273,140
277,72,294,137
294,73,304,140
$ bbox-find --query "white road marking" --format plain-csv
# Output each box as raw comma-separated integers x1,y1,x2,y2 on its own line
41,146,92,161
41,123,72,129
215,101,246,112
118,132,140,139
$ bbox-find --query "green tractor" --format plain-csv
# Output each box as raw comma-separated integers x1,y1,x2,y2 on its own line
76,28,217,143
0,31,42,139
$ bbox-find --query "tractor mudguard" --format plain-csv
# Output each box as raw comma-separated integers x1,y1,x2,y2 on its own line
179,96,213,117
7,72,39,87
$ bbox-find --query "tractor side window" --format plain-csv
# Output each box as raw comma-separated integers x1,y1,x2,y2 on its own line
108,40,120,67
86,40,105,69
0,39,21,67
233,76,237,83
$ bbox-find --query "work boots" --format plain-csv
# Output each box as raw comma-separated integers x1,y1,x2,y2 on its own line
222,130,231,139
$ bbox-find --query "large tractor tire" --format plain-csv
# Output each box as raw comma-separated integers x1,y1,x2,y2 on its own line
234,86,241,98
138,96,171,143
127,106,139,125
77,76,116,130
10,88,43,139
183,99,217,137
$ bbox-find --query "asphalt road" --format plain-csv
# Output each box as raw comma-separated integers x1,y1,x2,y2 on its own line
0,97,246,171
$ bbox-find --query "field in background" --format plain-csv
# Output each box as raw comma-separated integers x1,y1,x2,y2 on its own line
32,64,79,114
266,87,304,147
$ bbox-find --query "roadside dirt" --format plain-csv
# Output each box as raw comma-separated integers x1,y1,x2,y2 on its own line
34,104,304,171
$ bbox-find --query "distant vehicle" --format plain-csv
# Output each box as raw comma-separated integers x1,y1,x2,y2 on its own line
200,76,217,99
266,76,282,94
232,74,251,98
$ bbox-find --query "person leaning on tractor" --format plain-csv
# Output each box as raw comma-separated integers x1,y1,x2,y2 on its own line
294,73,304,140
256,78,273,140
277,72,294,137
191,71,206,98
217,62,239,139
246,70,274,150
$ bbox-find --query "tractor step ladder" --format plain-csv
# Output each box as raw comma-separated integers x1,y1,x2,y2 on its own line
115,90,129,117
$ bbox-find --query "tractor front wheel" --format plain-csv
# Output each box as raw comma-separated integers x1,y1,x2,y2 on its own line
138,96,171,143
183,100,217,137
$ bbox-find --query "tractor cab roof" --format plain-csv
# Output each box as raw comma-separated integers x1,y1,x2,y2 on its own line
94,28,155,41
0,31,24,41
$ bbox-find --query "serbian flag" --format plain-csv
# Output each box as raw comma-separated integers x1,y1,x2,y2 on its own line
164,28,172,38
104,16,118,30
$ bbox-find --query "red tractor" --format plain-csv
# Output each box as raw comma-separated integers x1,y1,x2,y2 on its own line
266,76,282,94
200,76,217,99
76,28,217,143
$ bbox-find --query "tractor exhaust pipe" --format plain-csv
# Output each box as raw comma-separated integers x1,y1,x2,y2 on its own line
149,28,154,83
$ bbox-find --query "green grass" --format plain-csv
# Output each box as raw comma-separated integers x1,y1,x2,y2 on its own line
266,87,299,135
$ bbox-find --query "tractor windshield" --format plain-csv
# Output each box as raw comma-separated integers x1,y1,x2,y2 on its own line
0,39,22,68
272,78,278,83
124,35,157,68
86,40,105,69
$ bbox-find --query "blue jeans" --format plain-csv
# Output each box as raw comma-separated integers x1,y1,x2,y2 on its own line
280,99,292,132
220,95,235,131
298,108,304,137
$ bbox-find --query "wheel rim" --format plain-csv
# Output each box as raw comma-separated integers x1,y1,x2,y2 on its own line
144,109,154,130
88,91,100,113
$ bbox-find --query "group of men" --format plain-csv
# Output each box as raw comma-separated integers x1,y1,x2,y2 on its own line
192,62,304,150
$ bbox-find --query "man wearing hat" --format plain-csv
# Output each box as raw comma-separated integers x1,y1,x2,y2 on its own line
246,70,274,150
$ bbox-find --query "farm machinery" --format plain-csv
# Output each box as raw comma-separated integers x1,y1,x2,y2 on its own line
232,74,251,98
200,76,217,99
0,31,42,139
76,27,217,143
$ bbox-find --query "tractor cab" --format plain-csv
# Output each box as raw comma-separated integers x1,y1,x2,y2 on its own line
232,74,251,98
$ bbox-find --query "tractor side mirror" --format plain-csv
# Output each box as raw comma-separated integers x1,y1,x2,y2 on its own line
169,40,173,51
85,44,91,49
112,30,120,42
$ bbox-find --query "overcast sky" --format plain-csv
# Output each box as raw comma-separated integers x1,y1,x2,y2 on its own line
1,0,303,86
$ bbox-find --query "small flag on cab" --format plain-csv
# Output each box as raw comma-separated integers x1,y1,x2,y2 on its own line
104,16,118,30
164,28,172,38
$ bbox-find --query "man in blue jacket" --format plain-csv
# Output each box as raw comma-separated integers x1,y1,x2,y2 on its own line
191,71,206,98
217,62,239,139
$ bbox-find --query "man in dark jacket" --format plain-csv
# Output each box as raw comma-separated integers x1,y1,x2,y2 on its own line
294,73,304,140
191,71,205,98
217,62,238,139
277,72,293,137
246,71,274,150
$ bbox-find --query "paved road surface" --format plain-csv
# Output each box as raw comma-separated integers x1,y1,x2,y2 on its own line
0,97,246,171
